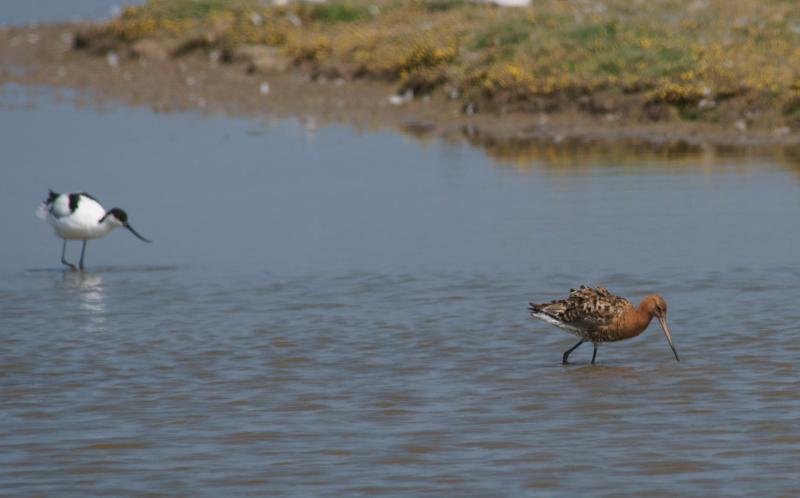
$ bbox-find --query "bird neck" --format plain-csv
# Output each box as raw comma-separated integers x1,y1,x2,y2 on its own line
96,218,117,234
619,303,654,340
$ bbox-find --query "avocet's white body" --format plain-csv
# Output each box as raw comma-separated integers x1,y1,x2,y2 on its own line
38,193,117,240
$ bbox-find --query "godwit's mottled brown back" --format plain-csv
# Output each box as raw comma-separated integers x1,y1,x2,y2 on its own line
529,285,633,342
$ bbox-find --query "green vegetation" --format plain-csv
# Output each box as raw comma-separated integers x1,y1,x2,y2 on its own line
79,0,800,128
307,3,371,23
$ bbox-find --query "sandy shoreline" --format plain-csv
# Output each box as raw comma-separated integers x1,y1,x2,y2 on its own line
2,23,799,160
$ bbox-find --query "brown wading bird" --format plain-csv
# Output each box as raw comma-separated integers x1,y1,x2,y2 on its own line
529,285,680,365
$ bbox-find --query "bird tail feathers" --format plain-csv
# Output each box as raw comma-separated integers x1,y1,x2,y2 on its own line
36,202,49,220
36,190,58,220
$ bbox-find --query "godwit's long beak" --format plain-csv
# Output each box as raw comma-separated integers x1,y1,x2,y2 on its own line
125,224,152,243
657,316,680,362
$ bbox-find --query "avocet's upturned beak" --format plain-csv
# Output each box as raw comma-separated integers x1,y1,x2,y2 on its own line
657,316,680,362
125,224,152,243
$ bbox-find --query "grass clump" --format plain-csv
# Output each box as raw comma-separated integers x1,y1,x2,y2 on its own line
422,0,468,12
307,3,371,23
125,0,234,20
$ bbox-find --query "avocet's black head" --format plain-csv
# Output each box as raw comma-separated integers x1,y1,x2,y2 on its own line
103,208,128,225
100,208,152,243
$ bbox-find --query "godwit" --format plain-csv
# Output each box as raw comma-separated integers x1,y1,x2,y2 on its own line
37,190,152,271
529,285,679,365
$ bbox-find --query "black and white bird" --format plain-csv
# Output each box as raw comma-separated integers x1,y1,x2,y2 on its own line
37,190,152,270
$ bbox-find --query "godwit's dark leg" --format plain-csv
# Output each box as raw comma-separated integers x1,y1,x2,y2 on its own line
562,340,584,365
60,240,76,271
78,241,87,271
591,343,598,365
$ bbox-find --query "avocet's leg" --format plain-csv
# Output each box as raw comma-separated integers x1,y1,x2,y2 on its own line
78,241,87,271
60,240,76,271
562,339,584,365
591,343,598,365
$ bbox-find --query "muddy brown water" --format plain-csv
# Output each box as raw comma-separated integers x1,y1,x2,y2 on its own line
3,78,800,495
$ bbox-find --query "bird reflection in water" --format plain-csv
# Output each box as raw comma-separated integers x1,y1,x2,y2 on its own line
57,272,107,332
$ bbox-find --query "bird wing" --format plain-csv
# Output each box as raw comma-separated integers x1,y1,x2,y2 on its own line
72,193,106,222
530,285,632,330
38,191,73,219
37,190,58,220
50,195,73,218
44,192,104,220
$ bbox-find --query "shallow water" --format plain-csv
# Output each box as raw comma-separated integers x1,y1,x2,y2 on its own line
2,83,800,496
0,0,143,27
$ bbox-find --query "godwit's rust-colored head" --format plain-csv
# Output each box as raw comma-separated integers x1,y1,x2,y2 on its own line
641,294,679,362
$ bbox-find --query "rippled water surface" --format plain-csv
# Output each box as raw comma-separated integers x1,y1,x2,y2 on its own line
2,83,800,496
